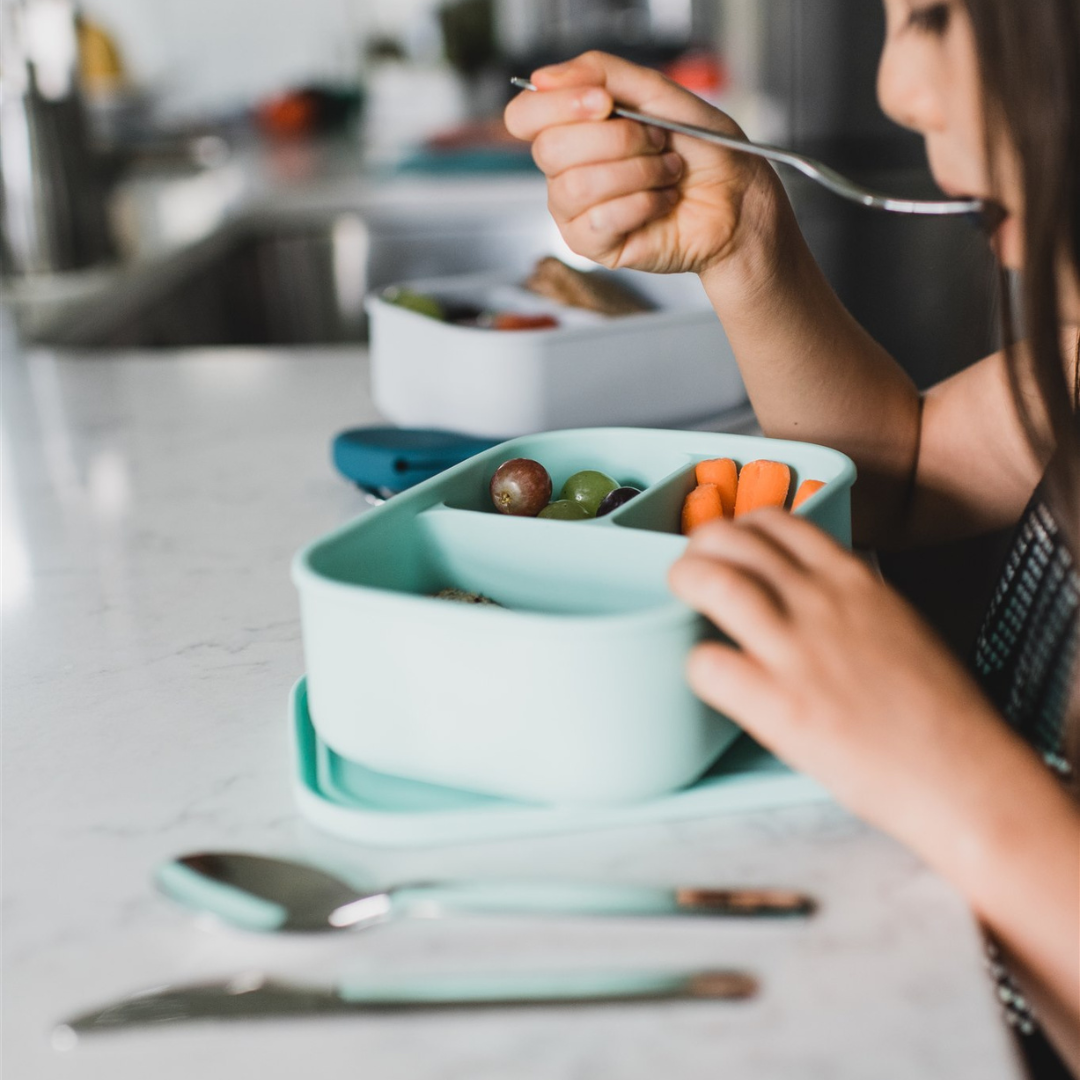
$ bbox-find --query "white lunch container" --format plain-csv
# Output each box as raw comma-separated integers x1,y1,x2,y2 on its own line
367,268,746,439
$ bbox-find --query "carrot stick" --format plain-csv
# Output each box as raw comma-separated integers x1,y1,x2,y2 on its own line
694,458,738,517
733,460,791,518
792,478,826,510
681,484,724,534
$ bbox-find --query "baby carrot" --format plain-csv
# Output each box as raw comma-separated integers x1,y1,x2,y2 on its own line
681,483,724,534
694,458,738,517
733,460,791,517
792,478,826,510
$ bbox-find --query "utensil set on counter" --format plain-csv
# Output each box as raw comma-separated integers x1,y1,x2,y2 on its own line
54,849,817,1042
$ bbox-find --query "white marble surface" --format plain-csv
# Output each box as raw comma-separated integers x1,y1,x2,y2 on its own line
1,321,1024,1079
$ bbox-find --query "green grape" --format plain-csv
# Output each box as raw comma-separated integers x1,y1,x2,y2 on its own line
559,470,618,517
537,500,590,521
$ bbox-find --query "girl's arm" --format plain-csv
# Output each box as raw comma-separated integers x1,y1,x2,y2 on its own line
667,511,1080,1070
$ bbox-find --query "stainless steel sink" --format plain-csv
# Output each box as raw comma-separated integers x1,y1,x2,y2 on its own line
16,193,564,348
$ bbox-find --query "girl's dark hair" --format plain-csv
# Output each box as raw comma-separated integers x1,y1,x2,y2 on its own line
962,0,1080,774
962,0,1080,540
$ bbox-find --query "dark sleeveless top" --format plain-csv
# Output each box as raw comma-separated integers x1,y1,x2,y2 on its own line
968,488,1078,1077
971,493,1078,780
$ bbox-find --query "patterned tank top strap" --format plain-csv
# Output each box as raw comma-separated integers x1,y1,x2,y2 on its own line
969,490,1079,780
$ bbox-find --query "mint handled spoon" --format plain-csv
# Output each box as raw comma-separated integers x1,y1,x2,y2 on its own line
156,852,816,933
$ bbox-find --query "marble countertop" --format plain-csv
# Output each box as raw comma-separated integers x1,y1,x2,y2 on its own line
1,313,1024,1079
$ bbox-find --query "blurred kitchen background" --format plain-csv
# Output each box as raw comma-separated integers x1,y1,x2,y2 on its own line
1,0,999,374
0,0,1005,643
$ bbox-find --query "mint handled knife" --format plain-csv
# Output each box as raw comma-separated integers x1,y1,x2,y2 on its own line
54,968,757,1042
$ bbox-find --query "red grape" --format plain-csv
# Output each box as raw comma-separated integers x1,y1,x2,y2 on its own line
489,458,553,516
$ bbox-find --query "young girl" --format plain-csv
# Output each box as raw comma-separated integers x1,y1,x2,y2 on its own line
505,2,1080,1076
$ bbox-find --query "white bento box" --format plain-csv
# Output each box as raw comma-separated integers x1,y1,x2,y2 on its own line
366,267,747,439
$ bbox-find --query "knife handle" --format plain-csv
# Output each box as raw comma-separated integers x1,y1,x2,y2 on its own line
336,968,759,1005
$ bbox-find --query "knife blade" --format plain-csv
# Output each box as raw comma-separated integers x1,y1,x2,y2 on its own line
54,967,757,1043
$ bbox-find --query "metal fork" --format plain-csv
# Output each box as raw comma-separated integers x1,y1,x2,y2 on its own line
510,78,1004,231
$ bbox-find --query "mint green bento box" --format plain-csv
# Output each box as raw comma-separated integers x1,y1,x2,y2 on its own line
292,429,855,806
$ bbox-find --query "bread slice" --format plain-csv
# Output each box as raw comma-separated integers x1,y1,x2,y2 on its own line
523,257,653,316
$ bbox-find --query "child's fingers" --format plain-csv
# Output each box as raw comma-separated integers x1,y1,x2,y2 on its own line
549,153,683,222
668,554,794,667
684,516,814,587
532,118,667,177
531,51,674,109
684,641,778,731
737,507,866,578
561,188,680,261
504,84,612,143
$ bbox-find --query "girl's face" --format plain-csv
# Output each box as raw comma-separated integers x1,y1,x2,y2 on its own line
876,0,1024,269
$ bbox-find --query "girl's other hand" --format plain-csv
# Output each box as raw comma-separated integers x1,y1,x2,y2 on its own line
503,51,785,277
667,509,1013,852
